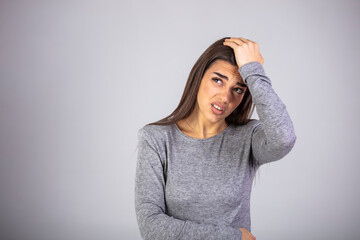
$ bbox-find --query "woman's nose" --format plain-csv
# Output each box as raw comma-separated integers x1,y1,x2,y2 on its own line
220,88,232,103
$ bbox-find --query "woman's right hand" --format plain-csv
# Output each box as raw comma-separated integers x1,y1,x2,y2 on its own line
240,228,256,240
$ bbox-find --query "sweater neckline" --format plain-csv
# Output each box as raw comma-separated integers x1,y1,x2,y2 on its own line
173,122,232,141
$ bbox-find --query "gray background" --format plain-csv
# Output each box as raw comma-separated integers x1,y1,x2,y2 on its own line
0,0,359,239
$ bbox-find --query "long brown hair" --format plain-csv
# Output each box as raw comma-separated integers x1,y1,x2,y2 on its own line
147,37,255,127
141,37,262,182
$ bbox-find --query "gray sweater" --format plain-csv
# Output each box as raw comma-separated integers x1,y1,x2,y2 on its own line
135,61,296,240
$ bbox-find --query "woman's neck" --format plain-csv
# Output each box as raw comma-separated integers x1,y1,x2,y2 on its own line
179,108,228,139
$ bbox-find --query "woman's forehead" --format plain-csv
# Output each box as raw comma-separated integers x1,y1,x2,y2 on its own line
207,60,243,82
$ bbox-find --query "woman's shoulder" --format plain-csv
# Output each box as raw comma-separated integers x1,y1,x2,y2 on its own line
231,119,261,131
137,123,174,142
227,119,262,141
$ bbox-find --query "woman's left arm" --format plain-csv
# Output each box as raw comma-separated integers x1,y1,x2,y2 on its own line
239,61,297,165
224,37,296,166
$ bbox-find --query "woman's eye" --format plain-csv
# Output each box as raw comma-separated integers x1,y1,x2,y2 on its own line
234,88,244,94
212,77,244,94
212,77,222,84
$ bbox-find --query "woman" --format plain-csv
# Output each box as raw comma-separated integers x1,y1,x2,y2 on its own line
135,37,296,240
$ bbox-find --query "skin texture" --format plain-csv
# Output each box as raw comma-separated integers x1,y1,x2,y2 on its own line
240,228,256,240
177,59,246,139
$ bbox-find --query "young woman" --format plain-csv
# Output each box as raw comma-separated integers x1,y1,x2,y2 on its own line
135,37,296,240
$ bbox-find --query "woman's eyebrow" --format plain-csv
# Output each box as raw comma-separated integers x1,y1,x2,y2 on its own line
213,72,247,87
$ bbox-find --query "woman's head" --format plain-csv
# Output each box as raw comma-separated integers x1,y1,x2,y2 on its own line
148,37,255,126
194,58,248,126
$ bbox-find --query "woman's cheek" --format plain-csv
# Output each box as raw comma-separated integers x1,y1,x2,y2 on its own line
204,84,218,98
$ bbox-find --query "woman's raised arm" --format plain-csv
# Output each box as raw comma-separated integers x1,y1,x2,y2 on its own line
239,61,296,165
223,38,296,165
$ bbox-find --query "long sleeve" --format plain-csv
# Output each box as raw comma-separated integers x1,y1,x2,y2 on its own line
135,128,243,240
239,61,297,166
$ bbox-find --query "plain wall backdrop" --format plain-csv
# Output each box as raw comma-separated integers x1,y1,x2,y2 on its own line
0,0,359,239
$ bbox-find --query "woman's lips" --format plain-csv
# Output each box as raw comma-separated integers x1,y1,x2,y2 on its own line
211,102,225,111
211,102,225,115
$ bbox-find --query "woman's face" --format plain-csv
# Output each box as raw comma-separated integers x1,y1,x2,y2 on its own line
195,59,247,124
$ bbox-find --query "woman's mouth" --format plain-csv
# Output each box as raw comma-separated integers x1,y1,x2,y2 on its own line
211,103,225,115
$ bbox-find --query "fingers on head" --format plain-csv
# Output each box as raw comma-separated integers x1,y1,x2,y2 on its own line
225,38,260,50
223,40,238,48
234,39,259,48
